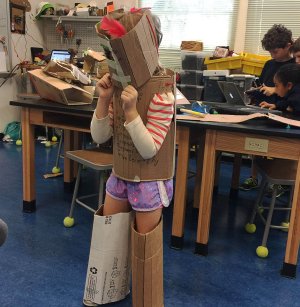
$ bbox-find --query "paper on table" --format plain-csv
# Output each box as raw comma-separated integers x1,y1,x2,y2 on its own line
0,51,7,72
268,113,300,128
177,112,267,123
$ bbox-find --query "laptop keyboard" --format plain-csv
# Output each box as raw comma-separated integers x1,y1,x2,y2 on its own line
202,101,282,115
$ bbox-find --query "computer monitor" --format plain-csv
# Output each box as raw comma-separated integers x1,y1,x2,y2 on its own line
50,50,71,62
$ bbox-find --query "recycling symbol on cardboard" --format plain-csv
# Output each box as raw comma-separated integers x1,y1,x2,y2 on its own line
90,267,97,274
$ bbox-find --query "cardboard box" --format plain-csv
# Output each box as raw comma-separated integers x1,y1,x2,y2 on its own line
132,219,163,307
96,9,159,89
43,60,91,85
83,50,107,75
28,69,93,105
84,207,133,305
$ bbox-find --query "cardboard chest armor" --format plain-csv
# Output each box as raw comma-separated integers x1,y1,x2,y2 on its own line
112,72,176,182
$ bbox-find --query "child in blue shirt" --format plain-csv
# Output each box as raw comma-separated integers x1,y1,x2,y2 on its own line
260,63,300,116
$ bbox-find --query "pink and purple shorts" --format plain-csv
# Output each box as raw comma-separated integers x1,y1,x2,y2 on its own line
106,173,173,212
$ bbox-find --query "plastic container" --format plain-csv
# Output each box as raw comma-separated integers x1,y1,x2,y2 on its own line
226,74,254,91
177,84,204,101
179,70,203,85
241,53,271,76
204,55,243,70
181,51,206,70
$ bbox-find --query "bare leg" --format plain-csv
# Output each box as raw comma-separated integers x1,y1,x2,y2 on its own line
135,208,162,234
103,193,131,215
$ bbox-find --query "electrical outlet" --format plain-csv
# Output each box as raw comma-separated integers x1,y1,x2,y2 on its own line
244,137,269,153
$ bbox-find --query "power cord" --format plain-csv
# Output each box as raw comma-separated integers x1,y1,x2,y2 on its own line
0,64,21,88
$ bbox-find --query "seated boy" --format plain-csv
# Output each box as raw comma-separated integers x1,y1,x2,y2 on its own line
240,24,294,191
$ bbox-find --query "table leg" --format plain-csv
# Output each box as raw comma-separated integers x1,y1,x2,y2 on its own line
195,130,217,255
171,126,190,249
22,108,36,212
281,158,300,278
230,154,242,198
193,135,205,209
63,129,75,192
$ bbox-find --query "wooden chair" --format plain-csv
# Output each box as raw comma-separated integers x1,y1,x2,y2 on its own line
63,148,113,227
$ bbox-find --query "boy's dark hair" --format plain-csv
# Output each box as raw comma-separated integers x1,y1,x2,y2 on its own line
261,24,293,51
291,37,300,53
274,63,300,86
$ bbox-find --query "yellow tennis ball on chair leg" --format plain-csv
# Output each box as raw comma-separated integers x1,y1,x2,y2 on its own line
63,217,74,227
45,141,51,147
52,166,61,174
256,246,268,258
245,223,256,234
52,136,58,142
16,139,22,146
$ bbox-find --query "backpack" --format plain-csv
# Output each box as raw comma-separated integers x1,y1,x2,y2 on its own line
3,121,22,141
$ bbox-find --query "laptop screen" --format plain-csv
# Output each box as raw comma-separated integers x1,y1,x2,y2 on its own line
50,50,71,62
218,81,245,106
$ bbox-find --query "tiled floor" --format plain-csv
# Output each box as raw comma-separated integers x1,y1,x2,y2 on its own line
0,141,299,307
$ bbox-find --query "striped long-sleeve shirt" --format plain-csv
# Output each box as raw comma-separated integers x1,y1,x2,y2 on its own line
90,91,175,159
146,92,174,148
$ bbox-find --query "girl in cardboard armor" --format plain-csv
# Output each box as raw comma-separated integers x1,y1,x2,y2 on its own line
83,9,175,307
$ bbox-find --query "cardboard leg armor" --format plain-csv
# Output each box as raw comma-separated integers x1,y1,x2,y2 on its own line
83,206,132,305
131,218,164,307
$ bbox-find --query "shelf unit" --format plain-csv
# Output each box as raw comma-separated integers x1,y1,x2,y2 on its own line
40,15,103,53
40,15,102,22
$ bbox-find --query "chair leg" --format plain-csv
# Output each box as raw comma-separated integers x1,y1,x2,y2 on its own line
69,164,83,218
284,186,293,222
54,130,63,169
261,185,277,247
250,179,268,224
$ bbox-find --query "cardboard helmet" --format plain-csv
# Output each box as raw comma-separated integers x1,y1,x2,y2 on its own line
96,9,159,89
35,2,54,19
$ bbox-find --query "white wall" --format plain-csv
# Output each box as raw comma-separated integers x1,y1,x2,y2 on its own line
0,0,136,132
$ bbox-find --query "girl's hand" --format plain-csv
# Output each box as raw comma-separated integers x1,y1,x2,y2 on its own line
259,101,276,110
121,85,139,123
95,73,114,119
96,73,114,103
260,85,276,96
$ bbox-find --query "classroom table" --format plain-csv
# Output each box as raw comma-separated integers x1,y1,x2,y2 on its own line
10,98,196,210
171,117,300,278
10,98,300,278
10,99,96,212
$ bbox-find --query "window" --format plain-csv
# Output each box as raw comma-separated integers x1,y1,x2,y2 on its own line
138,0,239,69
244,0,300,55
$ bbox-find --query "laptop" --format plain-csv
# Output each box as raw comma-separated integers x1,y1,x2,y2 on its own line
204,81,282,115
50,50,71,63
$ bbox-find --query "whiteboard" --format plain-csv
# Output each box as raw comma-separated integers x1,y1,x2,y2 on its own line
0,0,11,72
